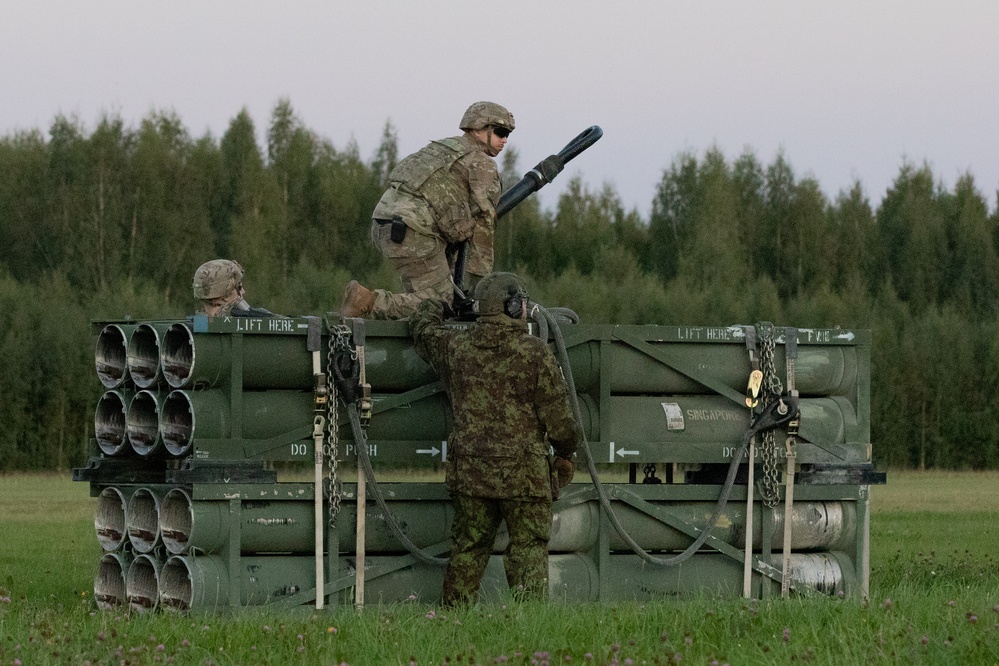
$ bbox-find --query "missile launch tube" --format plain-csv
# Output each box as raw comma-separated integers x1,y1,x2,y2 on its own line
94,551,133,610
573,395,855,450
551,499,853,553
158,389,450,457
161,488,319,555
160,325,861,397
159,550,850,611
151,385,850,466
127,323,172,389
95,486,128,551
159,489,853,555
126,554,164,614
127,487,164,553
96,323,136,389
162,323,314,390
127,390,167,457
95,390,133,456
157,389,850,463
566,340,859,396
351,551,850,603
159,389,316,457
159,554,318,613
163,322,437,391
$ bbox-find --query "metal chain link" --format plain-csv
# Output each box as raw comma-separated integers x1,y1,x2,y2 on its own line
758,323,783,508
324,323,354,527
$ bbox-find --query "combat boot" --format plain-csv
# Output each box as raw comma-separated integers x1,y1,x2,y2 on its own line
340,280,375,318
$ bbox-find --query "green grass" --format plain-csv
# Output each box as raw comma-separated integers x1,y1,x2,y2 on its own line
1,471,999,665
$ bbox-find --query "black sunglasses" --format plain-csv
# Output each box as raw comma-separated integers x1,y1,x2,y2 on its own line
491,126,511,139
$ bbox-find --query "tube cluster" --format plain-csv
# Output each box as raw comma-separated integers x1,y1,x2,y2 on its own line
79,316,875,611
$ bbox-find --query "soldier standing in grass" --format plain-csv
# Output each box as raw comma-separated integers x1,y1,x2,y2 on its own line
411,272,581,606
192,259,280,318
341,101,514,319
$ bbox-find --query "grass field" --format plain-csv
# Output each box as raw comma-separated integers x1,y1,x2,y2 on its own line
1,471,998,665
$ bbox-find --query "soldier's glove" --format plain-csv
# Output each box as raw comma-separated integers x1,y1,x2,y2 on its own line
554,456,574,489
451,291,477,321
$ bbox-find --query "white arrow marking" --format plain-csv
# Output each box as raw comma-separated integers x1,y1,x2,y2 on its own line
416,447,441,457
834,332,855,341
616,448,639,458
223,477,231,484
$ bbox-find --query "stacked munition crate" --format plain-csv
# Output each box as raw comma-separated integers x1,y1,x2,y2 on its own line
76,314,881,613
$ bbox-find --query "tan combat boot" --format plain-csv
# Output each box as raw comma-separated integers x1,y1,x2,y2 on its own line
340,280,375,318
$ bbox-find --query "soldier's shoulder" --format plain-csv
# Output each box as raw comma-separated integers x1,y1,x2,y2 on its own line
505,331,551,357
434,136,469,152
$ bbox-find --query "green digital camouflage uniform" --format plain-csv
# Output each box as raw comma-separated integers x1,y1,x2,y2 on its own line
411,298,581,606
368,133,502,319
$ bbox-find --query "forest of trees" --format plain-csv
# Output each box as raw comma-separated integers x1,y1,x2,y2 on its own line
2,98,998,472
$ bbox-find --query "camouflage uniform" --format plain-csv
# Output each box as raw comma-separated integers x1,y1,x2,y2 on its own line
192,259,282,318
366,103,513,320
411,293,581,606
369,134,501,319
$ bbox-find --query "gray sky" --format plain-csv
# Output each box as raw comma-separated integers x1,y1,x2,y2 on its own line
3,1,998,216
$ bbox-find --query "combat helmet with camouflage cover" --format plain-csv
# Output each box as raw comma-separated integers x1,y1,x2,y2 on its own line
473,272,528,318
193,259,244,300
459,102,515,132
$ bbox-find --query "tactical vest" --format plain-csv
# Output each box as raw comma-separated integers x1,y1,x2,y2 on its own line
388,137,476,223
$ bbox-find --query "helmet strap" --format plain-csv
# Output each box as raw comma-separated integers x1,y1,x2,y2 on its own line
483,127,500,157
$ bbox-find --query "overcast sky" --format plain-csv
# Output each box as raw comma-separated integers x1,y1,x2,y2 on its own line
3,1,998,217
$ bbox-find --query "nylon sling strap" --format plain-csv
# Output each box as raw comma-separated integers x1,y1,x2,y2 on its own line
347,317,370,609
306,316,326,609
744,326,763,408
781,327,799,598
742,325,758,598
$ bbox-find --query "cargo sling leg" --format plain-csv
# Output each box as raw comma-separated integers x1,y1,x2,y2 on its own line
781,328,800,598
742,326,762,598
349,318,372,610
307,317,327,610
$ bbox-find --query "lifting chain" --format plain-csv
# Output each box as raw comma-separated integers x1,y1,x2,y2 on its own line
324,322,354,527
758,322,783,508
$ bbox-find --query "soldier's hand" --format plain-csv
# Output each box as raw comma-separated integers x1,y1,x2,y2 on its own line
554,456,574,488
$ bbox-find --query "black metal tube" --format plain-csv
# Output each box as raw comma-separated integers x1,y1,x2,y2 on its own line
495,125,603,219
454,125,603,290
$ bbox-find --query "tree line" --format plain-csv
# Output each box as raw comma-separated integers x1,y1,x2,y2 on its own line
2,99,998,471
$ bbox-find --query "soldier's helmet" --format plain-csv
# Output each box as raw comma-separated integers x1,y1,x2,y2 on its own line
193,259,244,300
459,102,515,133
473,272,529,318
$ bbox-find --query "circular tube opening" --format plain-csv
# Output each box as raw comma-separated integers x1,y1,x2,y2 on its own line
94,552,131,610
161,391,195,457
127,488,162,553
95,487,127,551
95,391,130,456
126,554,162,614
160,489,193,555
127,390,162,456
162,324,195,389
96,324,131,389
159,556,193,613
127,324,162,389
